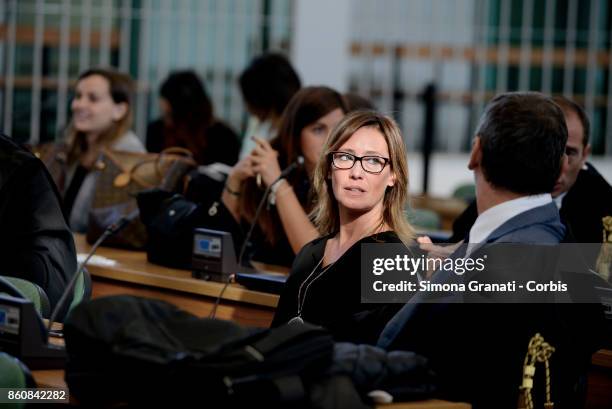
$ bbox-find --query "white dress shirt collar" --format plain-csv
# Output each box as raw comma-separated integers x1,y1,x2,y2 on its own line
467,194,553,253
553,191,567,210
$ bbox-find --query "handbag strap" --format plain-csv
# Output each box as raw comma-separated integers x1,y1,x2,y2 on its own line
120,157,162,188
156,146,196,174
159,146,194,158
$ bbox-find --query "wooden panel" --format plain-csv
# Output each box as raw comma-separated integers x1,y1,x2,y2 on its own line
586,349,612,409
592,349,612,368
0,25,120,48
32,369,66,389
350,42,611,68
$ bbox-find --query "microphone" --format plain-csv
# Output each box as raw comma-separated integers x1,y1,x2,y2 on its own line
237,156,304,268
46,216,130,332
278,155,304,178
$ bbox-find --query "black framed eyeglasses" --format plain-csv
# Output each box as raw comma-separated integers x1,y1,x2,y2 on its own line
329,151,390,174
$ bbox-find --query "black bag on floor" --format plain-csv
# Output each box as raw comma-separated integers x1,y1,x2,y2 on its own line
64,296,334,408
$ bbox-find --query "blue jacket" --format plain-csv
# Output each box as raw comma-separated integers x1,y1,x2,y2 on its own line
377,202,604,408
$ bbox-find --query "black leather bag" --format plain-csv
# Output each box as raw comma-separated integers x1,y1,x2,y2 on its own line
183,163,231,205
137,188,243,269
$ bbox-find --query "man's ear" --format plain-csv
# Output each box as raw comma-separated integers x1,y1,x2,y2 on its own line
112,102,128,121
468,136,482,170
559,152,569,177
581,143,592,166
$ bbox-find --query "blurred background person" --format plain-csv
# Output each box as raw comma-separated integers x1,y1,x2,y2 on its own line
223,86,347,266
450,95,612,244
0,133,76,318
238,53,301,159
551,96,612,243
63,68,144,233
4,1,611,210
146,70,240,165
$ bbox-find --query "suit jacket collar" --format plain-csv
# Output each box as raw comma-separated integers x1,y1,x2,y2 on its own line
485,201,562,242
456,202,563,259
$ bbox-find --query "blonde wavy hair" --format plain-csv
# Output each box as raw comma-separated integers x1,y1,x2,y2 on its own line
310,110,414,245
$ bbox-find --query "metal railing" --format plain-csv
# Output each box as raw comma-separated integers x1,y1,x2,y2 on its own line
348,0,612,155
0,0,293,144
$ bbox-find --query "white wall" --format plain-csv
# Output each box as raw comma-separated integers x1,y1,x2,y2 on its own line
292,0,351,91
409,153,612,198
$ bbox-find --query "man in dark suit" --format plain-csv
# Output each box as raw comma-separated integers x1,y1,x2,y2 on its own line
0,134,77,317
451,96,612,244
378,93,605,408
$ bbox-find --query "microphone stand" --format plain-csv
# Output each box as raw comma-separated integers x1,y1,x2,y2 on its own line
0,217,128,369
211,157,303,319
237,183,274,268
46,217,129,333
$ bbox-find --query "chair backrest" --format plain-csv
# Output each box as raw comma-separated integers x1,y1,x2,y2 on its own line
452,183,476,203
68,267,92,313
0,352,36,409
407,207,441,230
0,276,50,318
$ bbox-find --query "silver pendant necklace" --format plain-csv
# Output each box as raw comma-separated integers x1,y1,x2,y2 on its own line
288,316,304,325
289,256,334,324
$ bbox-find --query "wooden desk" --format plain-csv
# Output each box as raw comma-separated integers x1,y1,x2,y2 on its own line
32,369,66,389
75,234,279,327
587,349,612,409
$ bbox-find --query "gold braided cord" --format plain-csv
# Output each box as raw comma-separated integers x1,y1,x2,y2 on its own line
518,333,555,409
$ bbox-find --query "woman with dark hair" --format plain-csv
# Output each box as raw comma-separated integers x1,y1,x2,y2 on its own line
146,70,240,165
222,86,346,266
238,53,301,159
64,68,145,232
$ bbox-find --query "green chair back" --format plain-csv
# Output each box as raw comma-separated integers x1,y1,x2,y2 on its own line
452,183,476,203
407,207,441,230
0,276,50,318
0,352,35,409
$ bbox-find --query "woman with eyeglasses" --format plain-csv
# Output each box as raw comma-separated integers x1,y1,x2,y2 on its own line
272,110,416,344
